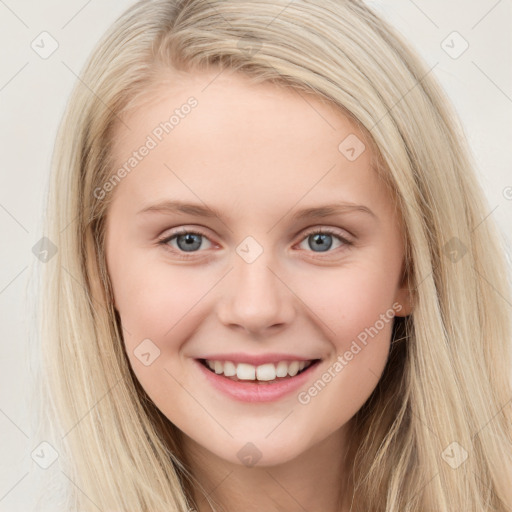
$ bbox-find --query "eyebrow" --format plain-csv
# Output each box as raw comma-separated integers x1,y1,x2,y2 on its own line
137,200,377,221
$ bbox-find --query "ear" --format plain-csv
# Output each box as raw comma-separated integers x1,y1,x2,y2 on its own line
394,287,413,317
111,288,120,314
393,262,413,317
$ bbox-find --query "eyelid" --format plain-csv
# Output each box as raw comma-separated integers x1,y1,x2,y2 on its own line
298,225,354,244
157,224,354,258
156,226,215,248
156,227,215,261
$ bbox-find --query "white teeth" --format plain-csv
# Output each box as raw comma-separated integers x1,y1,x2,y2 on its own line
236,363,256,380
204,359,314,381
256,363,276,381
288,361,300,377
223,361,236,377
275,361,288,378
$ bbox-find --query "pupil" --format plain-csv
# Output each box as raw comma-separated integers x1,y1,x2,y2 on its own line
310,233,332,252
177,233,202,252
175,233,333,253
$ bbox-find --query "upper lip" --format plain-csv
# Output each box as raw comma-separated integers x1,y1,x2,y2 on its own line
197,353,321,366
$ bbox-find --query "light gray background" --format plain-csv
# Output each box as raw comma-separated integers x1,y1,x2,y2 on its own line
1,1,511,510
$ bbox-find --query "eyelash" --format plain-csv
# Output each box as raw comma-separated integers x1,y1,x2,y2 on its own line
157,226,354,261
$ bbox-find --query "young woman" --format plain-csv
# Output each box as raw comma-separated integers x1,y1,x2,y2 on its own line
36,0,512,510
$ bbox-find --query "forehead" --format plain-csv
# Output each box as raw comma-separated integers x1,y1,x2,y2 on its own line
107,70,393,222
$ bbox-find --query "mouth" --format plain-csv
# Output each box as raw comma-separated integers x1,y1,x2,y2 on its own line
197,358,322,385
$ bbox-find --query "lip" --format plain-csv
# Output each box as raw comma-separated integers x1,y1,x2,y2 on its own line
194,357,322,403
197,352,318,366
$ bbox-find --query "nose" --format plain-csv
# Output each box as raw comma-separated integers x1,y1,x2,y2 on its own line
216,252,296,335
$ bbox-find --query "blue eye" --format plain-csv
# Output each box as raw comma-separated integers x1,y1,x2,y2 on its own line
159,229,213,254
157,226,353,259
298,228,353,253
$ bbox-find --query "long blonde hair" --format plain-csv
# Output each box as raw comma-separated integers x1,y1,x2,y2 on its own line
34,0,512,510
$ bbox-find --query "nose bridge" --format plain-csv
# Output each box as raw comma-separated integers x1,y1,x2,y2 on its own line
217,241,295,333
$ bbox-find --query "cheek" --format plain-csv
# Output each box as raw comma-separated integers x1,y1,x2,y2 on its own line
109,255,211,416
296,260,400,346
109,251,220,400
292,264,398,430
110,248,208,334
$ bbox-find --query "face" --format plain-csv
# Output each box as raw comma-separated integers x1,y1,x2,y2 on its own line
104,69,411,467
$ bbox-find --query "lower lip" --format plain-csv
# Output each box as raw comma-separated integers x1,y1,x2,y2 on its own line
194,359,321,403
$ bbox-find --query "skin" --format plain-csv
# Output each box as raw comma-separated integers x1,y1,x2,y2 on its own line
104,68,412,512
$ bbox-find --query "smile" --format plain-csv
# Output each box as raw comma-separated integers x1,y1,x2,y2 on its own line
200,358,317,382
195,357,322,402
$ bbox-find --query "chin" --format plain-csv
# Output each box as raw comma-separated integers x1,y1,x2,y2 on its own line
212,436,310,468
